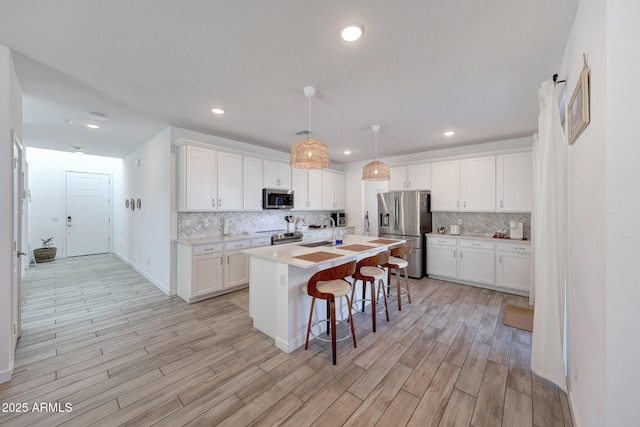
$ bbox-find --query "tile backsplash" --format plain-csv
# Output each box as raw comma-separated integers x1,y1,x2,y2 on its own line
433,212,531,238
178,211,335,239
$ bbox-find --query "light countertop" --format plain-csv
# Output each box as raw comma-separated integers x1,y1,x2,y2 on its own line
426,232,530,243
176,233,264,246
242,234,405,269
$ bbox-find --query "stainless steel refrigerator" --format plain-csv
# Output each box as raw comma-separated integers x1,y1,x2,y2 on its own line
378,190,432,278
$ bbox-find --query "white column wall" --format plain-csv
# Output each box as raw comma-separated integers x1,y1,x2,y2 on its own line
0,45,22,383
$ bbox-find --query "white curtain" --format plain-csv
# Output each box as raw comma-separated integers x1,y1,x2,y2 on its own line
531,79,567,392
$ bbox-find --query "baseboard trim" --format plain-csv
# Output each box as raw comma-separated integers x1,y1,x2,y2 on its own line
0,363,14,384
113,253,172,296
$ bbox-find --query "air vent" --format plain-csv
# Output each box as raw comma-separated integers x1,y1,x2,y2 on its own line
294,129,317,136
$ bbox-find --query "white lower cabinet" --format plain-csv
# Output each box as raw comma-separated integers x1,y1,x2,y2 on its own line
178,237,270,303
495,242,532,293
427,236,457,279
458,240,495,285
427,235,530,295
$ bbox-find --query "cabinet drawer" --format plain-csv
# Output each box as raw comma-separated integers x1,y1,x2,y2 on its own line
459,239,494,250
496,242,531,253
251,237,271,247
225,240,251,251
302,231,316,240
427,236,457,247
193,243,224,256
317,230,332,239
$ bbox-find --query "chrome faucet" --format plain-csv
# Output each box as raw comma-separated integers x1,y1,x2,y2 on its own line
322,217,336,242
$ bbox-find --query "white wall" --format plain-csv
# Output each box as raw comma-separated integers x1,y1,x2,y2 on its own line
561,0,640,425
26,148,122,259
605,0,640,425
559,0,607,425
115,128,172,294
0,45,22,383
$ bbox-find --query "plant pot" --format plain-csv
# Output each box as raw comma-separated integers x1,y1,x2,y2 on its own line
34,247,57,263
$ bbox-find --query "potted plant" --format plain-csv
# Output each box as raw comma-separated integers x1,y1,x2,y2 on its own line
34,237,57,263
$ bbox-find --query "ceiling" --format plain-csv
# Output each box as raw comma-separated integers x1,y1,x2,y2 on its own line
0,1,578,162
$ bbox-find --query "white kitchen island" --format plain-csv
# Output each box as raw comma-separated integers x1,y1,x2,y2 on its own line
242,234,405,353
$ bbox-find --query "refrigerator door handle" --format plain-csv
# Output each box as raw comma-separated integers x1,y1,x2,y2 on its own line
394,197,399,230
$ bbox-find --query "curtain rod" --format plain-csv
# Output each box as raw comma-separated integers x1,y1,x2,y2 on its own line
552,74,566,85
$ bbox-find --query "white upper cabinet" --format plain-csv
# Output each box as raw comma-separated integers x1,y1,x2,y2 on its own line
431,160,460,211
292,168,322,210
496,152,533,212
264,160,291,189
388,164,431,191
217,152,243,210
178,145,218,211
321,170,345,210
460,156,496,211
243,156,263,211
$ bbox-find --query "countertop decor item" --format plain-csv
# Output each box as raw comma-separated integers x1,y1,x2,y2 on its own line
290,86,330,169
362,124,390,181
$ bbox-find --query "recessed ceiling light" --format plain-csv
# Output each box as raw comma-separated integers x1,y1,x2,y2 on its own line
340,24,364,42
211,108,225,115
86,123,100,129
343,150,351,155
444,131,456,136
88,112,107,120
59,118,73,125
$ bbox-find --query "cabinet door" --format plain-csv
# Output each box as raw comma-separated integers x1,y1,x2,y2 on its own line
460,156,495,211
225,251,249,288
496,252,531,292
333,173,346,210
291,167,309,210
193,254,224,296
458,248,495,284
497,152,533,212
217,152,243,210
427,244,457,279
184,146,217,211
431,161,460,211
307,169,323,210
243,156,263,210
388,167,407,191
264,160,290,188
321,170,335,210
407,164,431,190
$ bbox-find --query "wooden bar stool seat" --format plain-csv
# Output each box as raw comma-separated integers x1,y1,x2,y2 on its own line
381,243,412,311
303,261,357,365
351,251,390,333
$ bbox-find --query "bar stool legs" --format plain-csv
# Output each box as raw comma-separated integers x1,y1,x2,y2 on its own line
303,261,357,365
351,251,390,333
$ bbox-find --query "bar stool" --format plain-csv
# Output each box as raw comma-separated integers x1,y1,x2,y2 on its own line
381,243,412,311
351,251,390,332
304,261,357,365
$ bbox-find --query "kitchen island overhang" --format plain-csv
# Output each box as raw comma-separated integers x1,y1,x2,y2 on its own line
242,235,405,353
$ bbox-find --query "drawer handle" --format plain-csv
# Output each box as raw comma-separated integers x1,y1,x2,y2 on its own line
234,244,242,247
472,243,480,246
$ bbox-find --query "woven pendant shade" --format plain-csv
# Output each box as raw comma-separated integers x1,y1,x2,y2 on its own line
362,124,391,181
289,86,330,169
290,137,330,169
362,160,390,181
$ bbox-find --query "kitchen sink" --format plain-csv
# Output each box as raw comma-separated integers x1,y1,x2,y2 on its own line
298,240,335,248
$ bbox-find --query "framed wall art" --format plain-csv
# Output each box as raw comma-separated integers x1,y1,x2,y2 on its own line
568,55,590,145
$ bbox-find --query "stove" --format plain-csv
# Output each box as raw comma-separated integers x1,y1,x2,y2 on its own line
257,230,303,245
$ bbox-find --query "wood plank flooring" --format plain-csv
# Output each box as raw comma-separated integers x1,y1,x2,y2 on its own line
0,254,573,426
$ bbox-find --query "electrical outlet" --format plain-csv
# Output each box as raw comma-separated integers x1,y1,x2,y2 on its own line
458,219,463,225
147,259,151,267
573,364,579,382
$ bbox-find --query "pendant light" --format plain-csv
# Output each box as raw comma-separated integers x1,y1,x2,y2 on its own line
362,124,390,181
290,86,330,169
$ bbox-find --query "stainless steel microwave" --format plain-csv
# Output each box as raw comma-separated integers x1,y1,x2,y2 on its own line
262,188,294,209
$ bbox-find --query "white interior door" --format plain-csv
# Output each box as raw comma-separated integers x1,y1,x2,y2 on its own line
66,172,111,257
13,135,23,344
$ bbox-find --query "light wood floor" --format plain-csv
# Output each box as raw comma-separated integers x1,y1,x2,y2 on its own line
0,254,573,426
